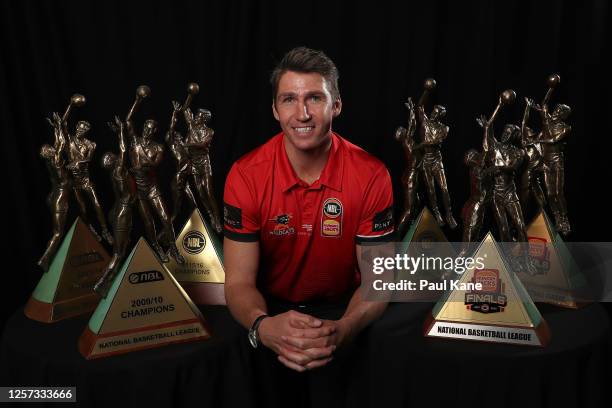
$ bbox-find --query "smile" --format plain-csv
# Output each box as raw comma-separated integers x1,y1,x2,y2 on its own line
293,126,314,133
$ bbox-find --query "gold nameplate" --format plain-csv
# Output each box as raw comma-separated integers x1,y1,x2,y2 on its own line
25,218,109,323
166,209,226,305
513,211,587,308
424,232,550,346
78,237,211,359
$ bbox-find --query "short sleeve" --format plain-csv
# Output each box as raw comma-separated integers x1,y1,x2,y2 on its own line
355,165,395,244
223,163,260,242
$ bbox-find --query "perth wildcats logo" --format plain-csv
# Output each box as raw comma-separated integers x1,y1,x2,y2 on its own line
269,213,295,237
321,198,342,237
182,231,206,255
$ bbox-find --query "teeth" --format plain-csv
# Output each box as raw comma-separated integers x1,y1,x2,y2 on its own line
294,127,313,133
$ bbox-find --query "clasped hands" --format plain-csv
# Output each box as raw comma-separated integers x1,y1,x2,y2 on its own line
257,310,349,372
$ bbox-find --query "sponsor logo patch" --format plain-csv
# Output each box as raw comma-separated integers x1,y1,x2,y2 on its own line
321,198,342,237
224,202,243,229
372,206,393,232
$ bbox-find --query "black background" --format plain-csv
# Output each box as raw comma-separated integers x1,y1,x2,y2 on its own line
1,0,610,330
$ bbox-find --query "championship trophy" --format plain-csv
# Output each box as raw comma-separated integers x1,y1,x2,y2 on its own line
25,218,110,322
424,232,550,346
513,211,587,308
396,78,457,235
395,81,456,286
123,85,184,265
522,74,571,235
163,83,226,305
468,89,537,275
27,94,111,322
79,238,211,359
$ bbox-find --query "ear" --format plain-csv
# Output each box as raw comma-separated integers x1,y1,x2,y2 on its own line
332,97,342,118
272,99,280,121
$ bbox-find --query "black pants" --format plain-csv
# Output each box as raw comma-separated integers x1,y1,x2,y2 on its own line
248,297,356,408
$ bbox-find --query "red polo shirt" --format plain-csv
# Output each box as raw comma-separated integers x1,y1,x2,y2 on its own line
223,132,394,303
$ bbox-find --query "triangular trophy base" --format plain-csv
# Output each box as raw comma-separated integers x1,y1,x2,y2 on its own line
78,318,211,360
24,293,100,323
517,211,590,309
519,284,587,309
180,282,226,305
424,312,551,347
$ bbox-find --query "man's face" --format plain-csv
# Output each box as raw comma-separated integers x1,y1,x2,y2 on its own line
195,110,211,125
551,104,570,121
272,71,341,152
75,121,90,138
143,120,157,140
501,124,518,143
431,105,446,121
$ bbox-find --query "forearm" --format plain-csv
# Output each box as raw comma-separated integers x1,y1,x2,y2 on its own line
225,282,268,329
339,286,387,343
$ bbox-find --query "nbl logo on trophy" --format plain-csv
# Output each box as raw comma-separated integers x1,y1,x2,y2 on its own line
465,269,507,313
182,231,206,254
128,270,165,284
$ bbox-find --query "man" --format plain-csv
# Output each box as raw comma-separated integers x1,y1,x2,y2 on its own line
535,102,572,235
125,89,184,264
415,100,457,229
479,93,536,275
396,98,423,237
62,118,113,245
519,98,546,210
180,96,223,233
223,47,394,387
459,148,491,256
94,117,136,297
38,113,70,272
166,101,198,224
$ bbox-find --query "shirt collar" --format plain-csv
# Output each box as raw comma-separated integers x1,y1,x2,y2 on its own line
278,132,344,193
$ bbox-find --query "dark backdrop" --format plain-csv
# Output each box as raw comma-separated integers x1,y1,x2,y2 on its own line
1,0,610,330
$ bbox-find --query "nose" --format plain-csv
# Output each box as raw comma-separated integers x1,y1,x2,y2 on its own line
296,99,311,122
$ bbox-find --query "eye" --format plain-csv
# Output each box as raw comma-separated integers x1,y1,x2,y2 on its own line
309,94,323,103
281,96,295,104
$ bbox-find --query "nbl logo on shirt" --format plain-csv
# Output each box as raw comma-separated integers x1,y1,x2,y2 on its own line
321,198,342,238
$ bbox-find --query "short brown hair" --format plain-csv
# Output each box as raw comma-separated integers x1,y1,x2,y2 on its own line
270,46,340,100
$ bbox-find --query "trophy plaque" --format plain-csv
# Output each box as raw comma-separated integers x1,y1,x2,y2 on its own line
25,218,110,323
165,209,226,305
424,232,550,346
399,207,456,286
514,211,586,308
78,237,211,359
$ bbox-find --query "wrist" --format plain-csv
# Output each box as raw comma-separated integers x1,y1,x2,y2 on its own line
336,317,356,346
248,313,269,349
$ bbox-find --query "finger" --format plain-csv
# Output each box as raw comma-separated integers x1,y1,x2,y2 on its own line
277,345,312,366
282,335,331,350
277,355,306,372
288,319,308,329
304,357,333,370
288,311,322,328
286,326,336,340
302,346,335,360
